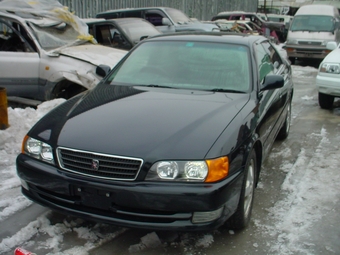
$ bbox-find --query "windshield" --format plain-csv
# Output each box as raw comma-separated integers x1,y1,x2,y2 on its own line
118,20,160,42
29,21,87,50
165,8,192,24
107,40,251,92
290,15,335,32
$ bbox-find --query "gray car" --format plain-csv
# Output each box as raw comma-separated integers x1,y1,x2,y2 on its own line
85,18,162,51
96,7,219,33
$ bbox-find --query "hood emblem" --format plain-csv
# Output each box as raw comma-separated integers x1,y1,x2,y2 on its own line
91,159,100,171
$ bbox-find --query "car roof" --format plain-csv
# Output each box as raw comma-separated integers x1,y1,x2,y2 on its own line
142,31,264,46
97,6,177,15
216,11,258,16
83,17,149,24
215,20,255,24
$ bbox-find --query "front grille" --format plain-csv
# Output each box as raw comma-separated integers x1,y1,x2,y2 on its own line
56,147,143,181
298,41,322,46
295,48,324,55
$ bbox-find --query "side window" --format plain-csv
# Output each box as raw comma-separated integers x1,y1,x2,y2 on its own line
255,42,274,83
0,19,22,51
145,13,164,26
95,25,114,46
145,11,166,26
94,24,131,50
0,19,11,51
0,19,36,52
262,41,283,70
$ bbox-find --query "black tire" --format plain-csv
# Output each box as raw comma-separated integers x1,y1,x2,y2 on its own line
289,57,295,65
227,150,257,230
277,101,291,140
318,92,334,109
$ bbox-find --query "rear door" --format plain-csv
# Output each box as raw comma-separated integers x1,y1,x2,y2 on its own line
0,17,40,99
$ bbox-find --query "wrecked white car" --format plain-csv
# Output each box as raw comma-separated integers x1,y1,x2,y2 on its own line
0,0,126,104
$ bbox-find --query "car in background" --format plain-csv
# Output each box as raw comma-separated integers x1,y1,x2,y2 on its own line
316,41,340,109
84,18,162,51
209,19,262,35
17,32,294,232
285,5,340,64
211,11,286,43
96,7,219,33
0,0,126,104
257,13,293,36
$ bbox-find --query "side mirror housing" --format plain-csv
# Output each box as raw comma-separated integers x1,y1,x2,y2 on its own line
96,64,111,77
162,18,172,26
260,74,284,91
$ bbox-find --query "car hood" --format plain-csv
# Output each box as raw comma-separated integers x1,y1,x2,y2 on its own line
57,44,127,67
50,85,249,160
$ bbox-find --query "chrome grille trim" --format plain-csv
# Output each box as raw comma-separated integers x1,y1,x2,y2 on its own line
56,147,143,181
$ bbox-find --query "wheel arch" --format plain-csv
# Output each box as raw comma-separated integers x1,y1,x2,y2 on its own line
46,79,87,100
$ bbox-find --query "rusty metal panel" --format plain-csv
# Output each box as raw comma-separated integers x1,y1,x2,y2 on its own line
58,0,256,21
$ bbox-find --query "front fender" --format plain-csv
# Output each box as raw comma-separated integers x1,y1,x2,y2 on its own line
46,68,100,89
42,70,100,100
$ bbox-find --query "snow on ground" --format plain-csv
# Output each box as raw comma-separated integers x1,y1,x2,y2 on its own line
256,127,340,254
0,63,339,254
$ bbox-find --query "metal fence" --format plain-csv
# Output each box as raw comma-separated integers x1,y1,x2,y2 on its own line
58,0,257,21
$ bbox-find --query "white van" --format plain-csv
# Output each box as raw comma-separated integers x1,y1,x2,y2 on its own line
285,4,340,64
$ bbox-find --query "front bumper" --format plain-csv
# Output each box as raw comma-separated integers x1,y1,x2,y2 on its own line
17,154,243,231
316,73,340,97
285,45,330,60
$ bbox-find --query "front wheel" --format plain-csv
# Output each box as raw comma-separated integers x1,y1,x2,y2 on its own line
318,92,334,109
226,150,257,230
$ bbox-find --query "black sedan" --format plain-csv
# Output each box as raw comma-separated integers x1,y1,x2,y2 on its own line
17,32,294,232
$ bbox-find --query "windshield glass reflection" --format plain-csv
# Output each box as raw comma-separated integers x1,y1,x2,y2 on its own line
108,40,251,92
30,22,88,50
291,15,335,32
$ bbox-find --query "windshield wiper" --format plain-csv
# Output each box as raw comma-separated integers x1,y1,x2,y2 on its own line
146,84,176,89
210,88,246,93
292,29,312,32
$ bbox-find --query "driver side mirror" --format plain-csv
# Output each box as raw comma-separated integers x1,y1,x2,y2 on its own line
162,18,171,26
96,64,111,77
260,74,284,91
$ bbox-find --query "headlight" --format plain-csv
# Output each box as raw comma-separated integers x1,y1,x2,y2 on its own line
145,156,229,183
319,63,340,74
22,135,54,164
286,39,298,45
